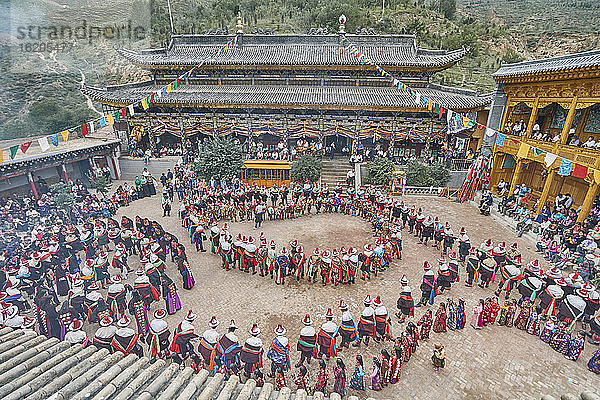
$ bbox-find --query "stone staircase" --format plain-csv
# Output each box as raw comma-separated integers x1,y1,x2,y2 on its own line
0,327,374,400
320,158,353,192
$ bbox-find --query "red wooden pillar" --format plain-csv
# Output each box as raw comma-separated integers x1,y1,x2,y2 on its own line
110,156,120,180
27,172,38,200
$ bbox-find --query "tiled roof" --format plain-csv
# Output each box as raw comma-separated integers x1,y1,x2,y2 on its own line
117,34,468,69
0,327,373,400
82,82,491,111
492,49,600,78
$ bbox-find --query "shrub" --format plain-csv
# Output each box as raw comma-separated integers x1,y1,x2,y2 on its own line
406,160,451,187
365,157,395,186
291,155,321,182
195,137,243,181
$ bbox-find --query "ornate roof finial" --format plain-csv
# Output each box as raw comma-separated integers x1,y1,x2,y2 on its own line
236,12,243,34
338,14,346,34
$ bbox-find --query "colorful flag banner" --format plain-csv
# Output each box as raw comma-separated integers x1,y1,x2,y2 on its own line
38,137,50,152
59,131,68,143
90,121,95,134
50,133,59,146
485,127,496,137
106,114,115,126
558,158,572,176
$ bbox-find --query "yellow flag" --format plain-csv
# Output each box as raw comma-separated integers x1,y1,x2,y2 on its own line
106,114,114,126
166,84,172,94
427,99,433,111
141,98,149,110
0,149,3,165
517,143,530,159
60,130,69,142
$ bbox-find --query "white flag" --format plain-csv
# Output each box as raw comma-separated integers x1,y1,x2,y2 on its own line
544,153,559,168
447,110,454,122
128,104,135,116
485,127,496,137
90,121,95,133
38,137,50,152
415,93,421,105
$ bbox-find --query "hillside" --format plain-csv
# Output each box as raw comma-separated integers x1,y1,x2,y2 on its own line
0,0,598,140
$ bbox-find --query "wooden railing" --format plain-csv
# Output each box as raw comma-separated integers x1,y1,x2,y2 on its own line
498,134,600,169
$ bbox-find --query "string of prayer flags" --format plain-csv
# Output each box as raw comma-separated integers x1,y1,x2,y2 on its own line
127,104,135,116
59,130,68,143
106,113,115,126
89,121,95,134
99,117,106,128
141,97,149,110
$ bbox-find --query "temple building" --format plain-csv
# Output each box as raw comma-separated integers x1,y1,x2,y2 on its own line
486,50,600,221
82,18,490,160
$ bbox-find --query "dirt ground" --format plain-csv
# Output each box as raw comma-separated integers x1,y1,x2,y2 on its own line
107,188,600,400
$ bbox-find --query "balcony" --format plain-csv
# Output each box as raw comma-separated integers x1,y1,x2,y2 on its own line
497,134,600,169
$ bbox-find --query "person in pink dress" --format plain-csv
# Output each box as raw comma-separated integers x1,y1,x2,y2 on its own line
471,299,484,329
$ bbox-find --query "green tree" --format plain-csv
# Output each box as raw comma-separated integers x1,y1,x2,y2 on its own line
405,160,431,186
87,172,112,198
291,155,322,182
365,157,395,186
195,137,243,181
429,162,451,187
50,182,74,210
502,48,525,64
439,0,456,19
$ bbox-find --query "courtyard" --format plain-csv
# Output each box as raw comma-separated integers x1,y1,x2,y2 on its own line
108,188,599,400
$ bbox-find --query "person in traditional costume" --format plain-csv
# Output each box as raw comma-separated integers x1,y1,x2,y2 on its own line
177,258,195,290
478,255,496,289
296,313,317,367
417,261,436,307
446,298,457,330
369,357,382,391
244,236,258,274
267,324,291,377
256,238,268,276
396,280,415,323
170,310,201,369
128,290,150,337
349,354,365,390
111,315,143,357
133,273,160,309
514,299,532,330
333,358,346,396
457,227,470,262
373,295,390,342
420,215,434,245
275,247,290,285
588,348,600,374
549,323,570,355
539,284,564,318
436,259,452,294
431,344,446,371
198,315,220,371
215,320,241,374
146,309,171,360
94,251,110,289
447,252,460,284
294,365,311,394
64,318,87,345
526,306,543,336
505,300,517,327
589,311,600,345
292,245,306,282
240,323,264,378
338,299,357,350
540,317,556,343
432,303,448,333
314,358,329,394
160,272,181,315
106,275,127,316
306,247,320,283
456,298,467,329
354,295,375,347
93,316,117,351
359,244,375,281
465,247,479,287
442,222,455,255
317,307,338,360
84,289,102,323
518,276,543,304
494,264,523,300
416,309,432,339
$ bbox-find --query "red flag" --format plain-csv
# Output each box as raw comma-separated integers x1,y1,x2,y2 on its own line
20,141,32,154
438,106,444,119
572,163,588,179
81,123,88,136
121,108,127,117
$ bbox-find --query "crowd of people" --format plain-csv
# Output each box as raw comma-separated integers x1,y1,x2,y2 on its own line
2,155,600,398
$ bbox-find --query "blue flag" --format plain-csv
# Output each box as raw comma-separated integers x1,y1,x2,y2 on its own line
558,158,572,176
495,133,505,146
50,133,59,146
99,117,106,128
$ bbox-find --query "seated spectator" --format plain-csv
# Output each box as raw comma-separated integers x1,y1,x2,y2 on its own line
569,136,581,146
583,136,596,149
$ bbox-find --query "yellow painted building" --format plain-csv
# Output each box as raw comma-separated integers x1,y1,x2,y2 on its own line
487,50,600,221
